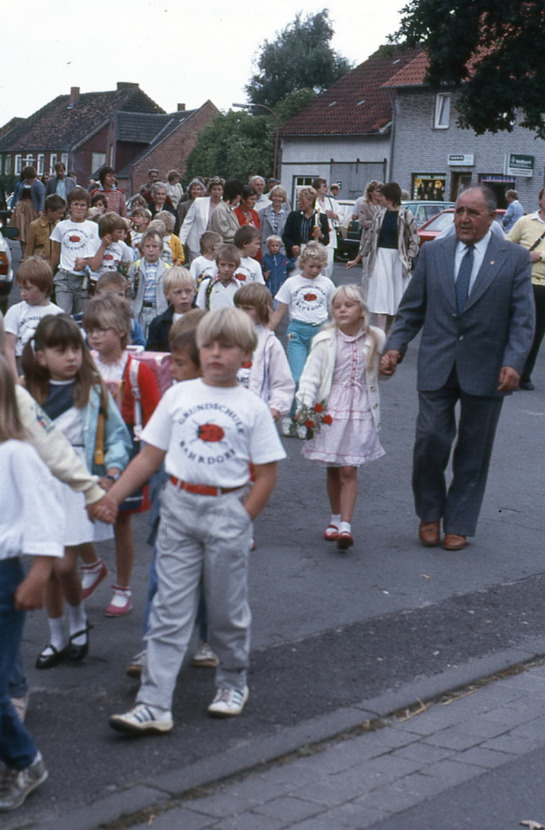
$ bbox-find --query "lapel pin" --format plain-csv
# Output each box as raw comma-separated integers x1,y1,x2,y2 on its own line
490,260,496,265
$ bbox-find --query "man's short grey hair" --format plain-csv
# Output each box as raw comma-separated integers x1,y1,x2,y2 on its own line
459,185,497,213
250,175,265,186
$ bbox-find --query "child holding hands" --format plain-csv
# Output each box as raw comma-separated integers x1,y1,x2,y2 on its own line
21,315,131,668
105,307,286,733
0,355,65,812
296,284,385,550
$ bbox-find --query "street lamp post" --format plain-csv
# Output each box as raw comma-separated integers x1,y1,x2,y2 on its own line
232,102,280,180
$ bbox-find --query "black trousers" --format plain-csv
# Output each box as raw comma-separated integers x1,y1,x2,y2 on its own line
413,369,503,537
521,283,545,383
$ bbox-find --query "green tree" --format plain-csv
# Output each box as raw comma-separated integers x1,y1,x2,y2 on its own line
246,10,352,109
395,0,545,137
275,88,317,124
185,110,274,182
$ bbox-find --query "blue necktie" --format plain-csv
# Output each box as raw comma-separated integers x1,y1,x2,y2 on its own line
456,244,474,314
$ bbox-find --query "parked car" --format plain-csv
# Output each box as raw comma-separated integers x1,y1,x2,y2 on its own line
0,226,14,314
402,201,455,226
335,200,360,261
417,208,506,247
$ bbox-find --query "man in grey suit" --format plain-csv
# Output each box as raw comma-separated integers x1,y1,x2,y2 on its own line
45,162,76,200
381,187,534,551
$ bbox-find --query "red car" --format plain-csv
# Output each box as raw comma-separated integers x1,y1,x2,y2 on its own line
418,209,506,247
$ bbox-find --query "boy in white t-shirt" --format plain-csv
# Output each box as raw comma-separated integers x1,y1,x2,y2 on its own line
50,186,99,314
190,230,222,287
234,225,265,285
269,241,335,435
4,257,63,378
195,243,243,311
105,307,286,733
88,212,133,290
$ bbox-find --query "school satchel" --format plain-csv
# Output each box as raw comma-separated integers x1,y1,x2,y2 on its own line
126,346,173,397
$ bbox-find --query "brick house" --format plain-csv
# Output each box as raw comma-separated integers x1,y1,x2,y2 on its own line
278,47,420,204
384,50,545,209
0,83,219,196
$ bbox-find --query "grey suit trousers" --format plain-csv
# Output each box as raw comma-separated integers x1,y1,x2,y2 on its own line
413,368,503,536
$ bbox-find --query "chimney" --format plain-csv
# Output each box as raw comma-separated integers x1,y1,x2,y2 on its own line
177,103,186,111
69,87,80,106
117,82,139,90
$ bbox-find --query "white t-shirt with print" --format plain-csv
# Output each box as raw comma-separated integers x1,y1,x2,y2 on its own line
4,300,64,356
50,219,99,273
190,256,217,286
236,256,265,285
274,273,335,325
90,239,133,281
141,377,286,488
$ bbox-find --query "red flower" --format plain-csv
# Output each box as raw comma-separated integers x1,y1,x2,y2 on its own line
323,414,333,425
313,402,324,413
305,419,315,429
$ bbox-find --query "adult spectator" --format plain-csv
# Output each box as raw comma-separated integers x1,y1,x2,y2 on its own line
139,169,160,202
234,186,261,230
176,178,206,232
507,187,545,390
347,181,418,328
330,182,341,199
165,170,184,209
260,185,290,253
147,181,176,221
180,176,224,262
282,186,329,259
91,166,127,217
381,186,534,551
10,167,46,256
207,179,244,243
46,162,76,200
250,176,271,212
502,189,524,233
313,177,340,278
352,180,383,236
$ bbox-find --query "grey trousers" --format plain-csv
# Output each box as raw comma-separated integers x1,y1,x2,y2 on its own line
137,481,252,712
412,370,503,537
53,270,88,314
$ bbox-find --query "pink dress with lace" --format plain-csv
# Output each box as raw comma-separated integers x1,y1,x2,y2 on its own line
301,328,385,467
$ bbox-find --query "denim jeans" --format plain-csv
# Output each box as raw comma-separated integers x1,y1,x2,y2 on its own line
0,558,38,770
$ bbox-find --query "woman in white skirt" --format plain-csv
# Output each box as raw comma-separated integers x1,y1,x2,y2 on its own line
347,182,419,332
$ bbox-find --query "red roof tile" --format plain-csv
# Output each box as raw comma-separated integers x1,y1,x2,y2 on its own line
279,46,421,136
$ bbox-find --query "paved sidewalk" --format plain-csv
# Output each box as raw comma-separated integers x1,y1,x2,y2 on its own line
119,660,545,830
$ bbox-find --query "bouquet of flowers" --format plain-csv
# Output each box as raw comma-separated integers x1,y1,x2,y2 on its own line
294,399,333,440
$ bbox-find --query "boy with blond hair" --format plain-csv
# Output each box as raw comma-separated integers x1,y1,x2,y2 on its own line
195,243,243,311
107,307,286,732
146,267,196,351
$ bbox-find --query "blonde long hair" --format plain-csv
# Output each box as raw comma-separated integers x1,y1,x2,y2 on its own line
329,283,382,369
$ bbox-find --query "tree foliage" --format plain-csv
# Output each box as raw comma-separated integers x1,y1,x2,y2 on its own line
185,110,274,183
394,0,545,137
245,10,352,109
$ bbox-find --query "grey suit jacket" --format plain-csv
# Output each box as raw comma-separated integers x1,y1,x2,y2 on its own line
45,177,76,198
386,233,535,397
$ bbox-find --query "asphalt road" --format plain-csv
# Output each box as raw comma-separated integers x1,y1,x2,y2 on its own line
4,249,545,829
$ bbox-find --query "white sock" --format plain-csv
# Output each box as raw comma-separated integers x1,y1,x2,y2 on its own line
66,602,87,643
339,521,351,535
48,616,67,651
330,513,341,528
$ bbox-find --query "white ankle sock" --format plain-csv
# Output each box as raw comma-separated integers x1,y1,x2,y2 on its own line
66,603,87,642
339,521,351,534
48,616,67,651
330,513,341,528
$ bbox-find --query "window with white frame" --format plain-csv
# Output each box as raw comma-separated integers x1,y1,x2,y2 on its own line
50,154,57,172
15,155,22,175
37,154,44,175
61,153,68,168
5,155,12,175
434,94,451,129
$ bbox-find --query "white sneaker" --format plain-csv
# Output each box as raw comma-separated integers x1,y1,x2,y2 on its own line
0,751,48,811
208,686,249,718
280,417,295,437
191,640,219,668
109,703,173,735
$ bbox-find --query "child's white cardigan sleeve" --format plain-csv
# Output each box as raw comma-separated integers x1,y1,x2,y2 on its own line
263,334,296,415
296,329,336,409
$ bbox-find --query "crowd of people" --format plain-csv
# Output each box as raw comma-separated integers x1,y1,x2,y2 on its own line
0,167,539,814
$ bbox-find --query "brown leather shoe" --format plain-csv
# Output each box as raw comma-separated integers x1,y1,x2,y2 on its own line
442,533,467,551
419,520,441,547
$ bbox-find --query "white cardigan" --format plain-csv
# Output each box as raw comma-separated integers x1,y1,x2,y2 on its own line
249,325,295,416
296,325,385,430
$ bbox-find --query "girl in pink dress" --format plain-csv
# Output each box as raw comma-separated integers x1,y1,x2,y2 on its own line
295,284,385,550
